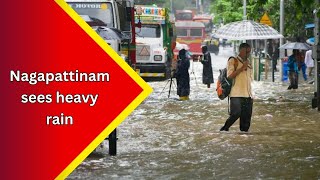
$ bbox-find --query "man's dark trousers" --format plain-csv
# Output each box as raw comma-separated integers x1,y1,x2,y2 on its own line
222,97,253,131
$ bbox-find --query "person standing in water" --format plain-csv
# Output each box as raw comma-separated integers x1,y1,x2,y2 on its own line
220,43,253,132
176,49,190,100
200,45,214,88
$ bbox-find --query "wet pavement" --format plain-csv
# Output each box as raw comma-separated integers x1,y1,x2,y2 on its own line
68,47,320,179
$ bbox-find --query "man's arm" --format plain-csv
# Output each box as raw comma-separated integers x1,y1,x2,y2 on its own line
227,59,248,79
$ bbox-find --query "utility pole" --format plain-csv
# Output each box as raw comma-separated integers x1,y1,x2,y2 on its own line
199,0,202,14
313,0,320,111
243,0,247,20
196,0,198,12
280,0,284,49
279,0,284,81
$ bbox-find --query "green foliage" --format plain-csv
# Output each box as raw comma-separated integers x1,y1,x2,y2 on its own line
278,0,315,39
210,0,317,40
211,0,243,24
135,0,166,6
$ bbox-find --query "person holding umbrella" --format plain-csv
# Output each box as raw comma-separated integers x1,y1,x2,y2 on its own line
220,43,253,132
279,42,311,89
287,49,299,89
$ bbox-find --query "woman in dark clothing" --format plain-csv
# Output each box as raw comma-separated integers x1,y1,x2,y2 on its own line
200,46,214,88
176,49,190,100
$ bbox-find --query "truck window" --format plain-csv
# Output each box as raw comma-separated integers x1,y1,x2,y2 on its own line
190,29,202,37
117,2,131,31
135,24,160,38
177,29,188,37
68,2,114,28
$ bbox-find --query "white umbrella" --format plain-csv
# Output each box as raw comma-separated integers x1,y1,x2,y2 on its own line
213,20,283,40
279,42,311,50
175,42,190,50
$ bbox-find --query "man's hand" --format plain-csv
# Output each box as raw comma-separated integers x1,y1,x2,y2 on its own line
240,60,249,71
228,59,250,79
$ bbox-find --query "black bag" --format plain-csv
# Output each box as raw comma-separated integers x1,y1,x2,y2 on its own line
216,57,238,100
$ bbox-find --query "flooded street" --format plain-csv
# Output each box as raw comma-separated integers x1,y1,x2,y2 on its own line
69,47,320,179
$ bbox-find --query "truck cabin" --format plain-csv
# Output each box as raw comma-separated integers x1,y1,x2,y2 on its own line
134,6,176,79
68,1,116,27
134,6,168,47
67,0,133,34
67,0,135,65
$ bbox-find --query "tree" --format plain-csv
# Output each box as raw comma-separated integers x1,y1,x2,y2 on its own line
210,0,317,40
211,0,243,24
135,0,166,6
281,0,315,40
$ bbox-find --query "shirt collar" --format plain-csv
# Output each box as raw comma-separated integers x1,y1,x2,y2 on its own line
237,55,246,62
237,55,252,69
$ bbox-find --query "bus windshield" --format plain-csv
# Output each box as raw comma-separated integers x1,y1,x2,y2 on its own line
177,29,188,37
194,20,212,32
68,2,114,28
136,24,161,38
176,13,193,21
190,29,202,37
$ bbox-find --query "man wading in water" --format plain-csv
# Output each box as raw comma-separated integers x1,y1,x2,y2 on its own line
220,43,253,132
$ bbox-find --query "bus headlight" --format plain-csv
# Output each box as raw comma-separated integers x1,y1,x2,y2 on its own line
154,55,162,61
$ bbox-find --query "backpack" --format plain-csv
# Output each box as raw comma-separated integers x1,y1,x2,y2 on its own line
216,57,238,100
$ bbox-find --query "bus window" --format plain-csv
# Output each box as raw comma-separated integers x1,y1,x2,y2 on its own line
190,29,202,37
177,29,188,37
176,13,193,21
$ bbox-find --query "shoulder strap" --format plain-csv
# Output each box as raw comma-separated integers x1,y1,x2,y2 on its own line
234,58,238,70
228,56,238,70
228,56,234,61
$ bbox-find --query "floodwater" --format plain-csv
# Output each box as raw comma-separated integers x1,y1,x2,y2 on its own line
69,47,320,179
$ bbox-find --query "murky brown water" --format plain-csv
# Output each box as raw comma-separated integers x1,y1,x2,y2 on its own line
68,47,320,179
